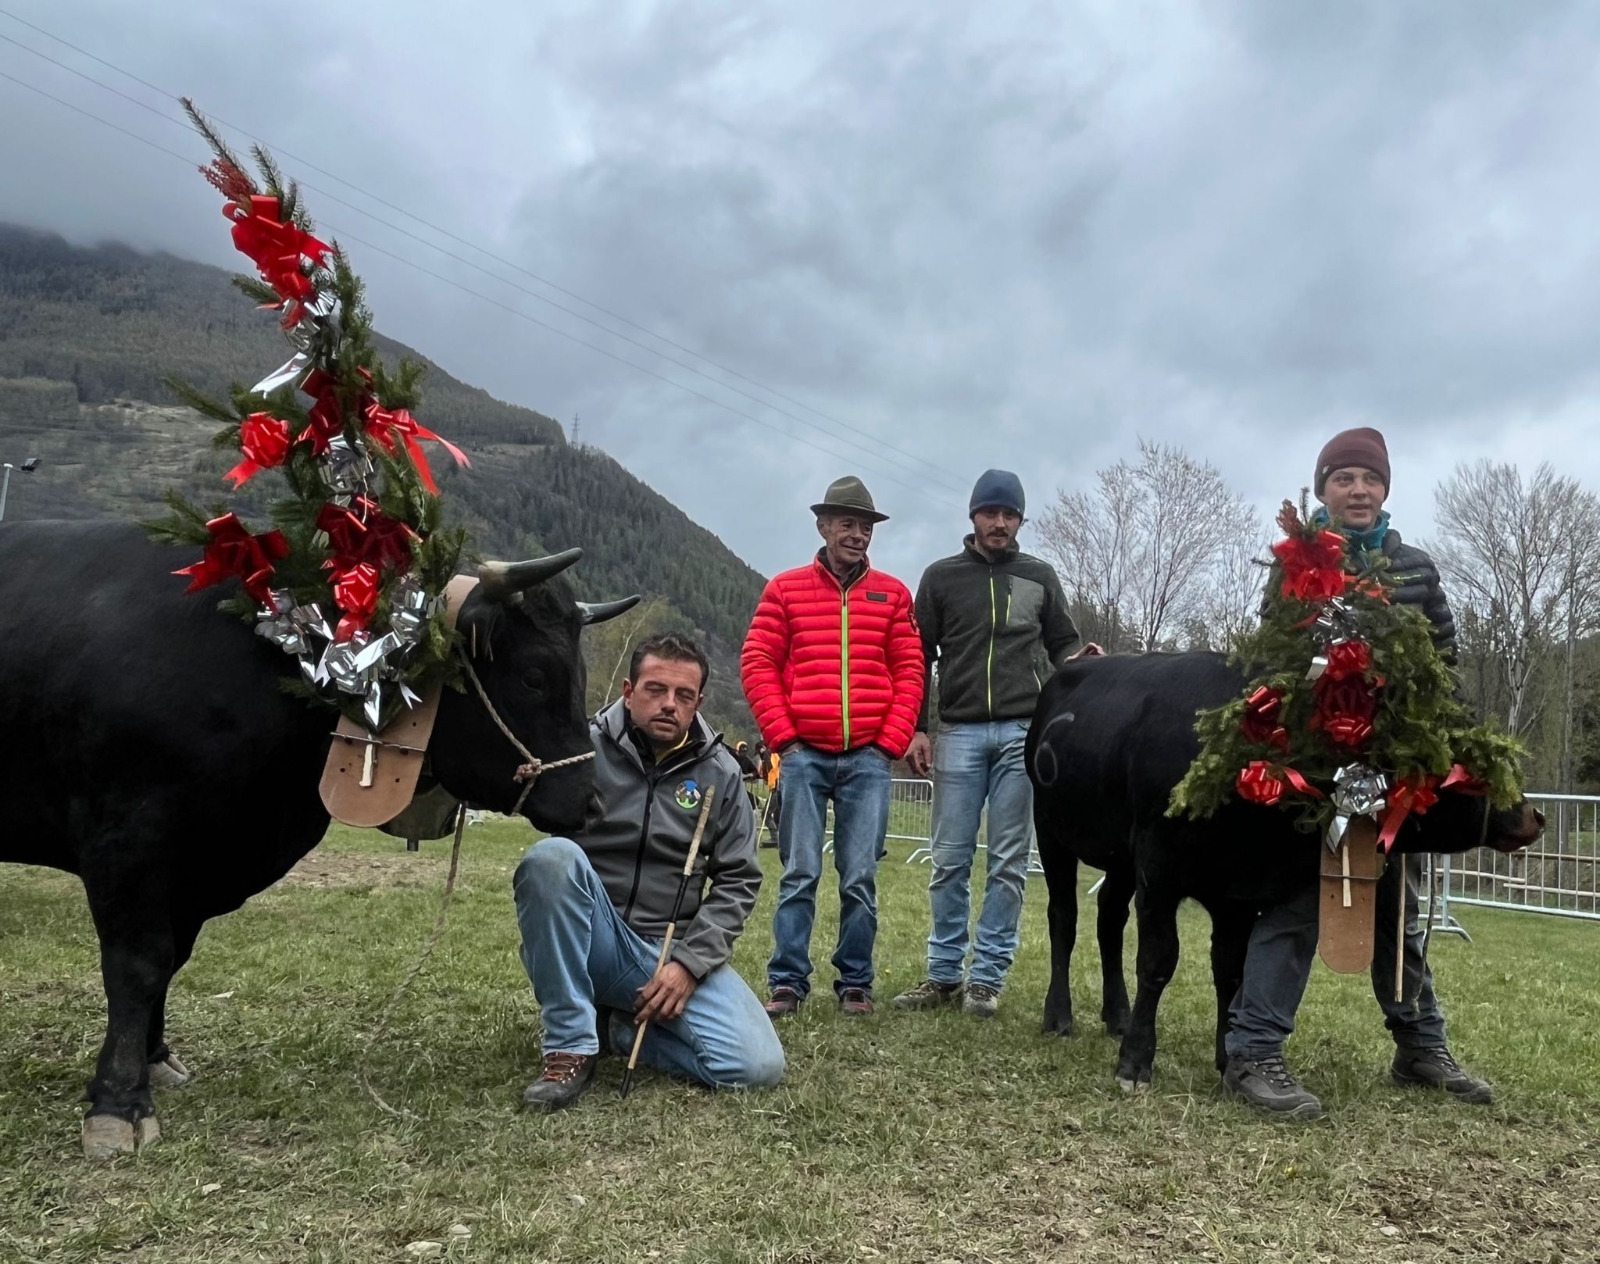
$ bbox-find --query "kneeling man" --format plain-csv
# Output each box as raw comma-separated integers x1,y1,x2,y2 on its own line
513,633,785,1110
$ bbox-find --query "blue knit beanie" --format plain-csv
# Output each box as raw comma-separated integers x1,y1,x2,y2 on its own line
969,468,1025,517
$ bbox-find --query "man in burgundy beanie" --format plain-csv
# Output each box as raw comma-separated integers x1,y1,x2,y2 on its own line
1222,426,1494,1121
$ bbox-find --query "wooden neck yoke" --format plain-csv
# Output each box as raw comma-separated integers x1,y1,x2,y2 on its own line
1317,813,1384,973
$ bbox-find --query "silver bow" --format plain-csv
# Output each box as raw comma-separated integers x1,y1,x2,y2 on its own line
320,434,375,496
388,575,432,647
255,589,332,660
251,292,341,394
1327,763,1388,848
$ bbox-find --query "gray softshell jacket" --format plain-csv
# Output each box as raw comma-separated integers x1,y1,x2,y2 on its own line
576,699,761,980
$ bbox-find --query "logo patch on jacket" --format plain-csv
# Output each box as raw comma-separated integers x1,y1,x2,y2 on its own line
674,779,703,811
866,591,888,602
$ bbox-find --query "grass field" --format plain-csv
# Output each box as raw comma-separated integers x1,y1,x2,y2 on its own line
3,821,1599,1263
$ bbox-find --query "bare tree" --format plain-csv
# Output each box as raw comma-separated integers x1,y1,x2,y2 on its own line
1036,439,1256,651
1192,526,1274,653
1428,461,1600,746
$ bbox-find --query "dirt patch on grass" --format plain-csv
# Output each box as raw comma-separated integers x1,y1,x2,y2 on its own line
280,849,439,891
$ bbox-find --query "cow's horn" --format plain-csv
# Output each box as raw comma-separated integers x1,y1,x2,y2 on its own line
478,548,584,599
578,595,642,626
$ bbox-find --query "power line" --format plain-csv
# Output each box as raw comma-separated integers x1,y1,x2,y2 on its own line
0,64,954,503
0,5,970,490
0,25,962,491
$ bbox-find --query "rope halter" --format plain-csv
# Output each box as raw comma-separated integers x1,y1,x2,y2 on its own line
457,649,595,815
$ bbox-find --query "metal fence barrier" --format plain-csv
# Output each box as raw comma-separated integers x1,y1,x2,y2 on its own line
1428,792,1600,926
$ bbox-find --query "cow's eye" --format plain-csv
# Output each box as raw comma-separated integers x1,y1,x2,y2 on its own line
522,669,546,694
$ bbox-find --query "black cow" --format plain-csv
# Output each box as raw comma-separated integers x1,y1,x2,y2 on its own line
1027,651,1543,1093
0,521,635,1157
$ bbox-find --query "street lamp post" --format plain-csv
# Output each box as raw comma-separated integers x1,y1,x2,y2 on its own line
0,456,41,522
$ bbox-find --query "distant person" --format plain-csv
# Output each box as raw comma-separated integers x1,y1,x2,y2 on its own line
741,476,924,1017
513,633,784,1110
896,470,1092,1019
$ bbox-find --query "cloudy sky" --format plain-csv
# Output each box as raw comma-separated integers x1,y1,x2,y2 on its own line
3,1,1598,581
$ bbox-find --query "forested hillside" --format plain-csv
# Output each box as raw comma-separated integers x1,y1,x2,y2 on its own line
0,225,764,731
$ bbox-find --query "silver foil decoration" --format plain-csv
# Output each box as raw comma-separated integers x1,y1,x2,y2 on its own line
1311,598,1360,647
1306,654,1327,683
251,292,341,395
388,575,431,647
320,434,375,496
321,634,372,696
255,589,333,660
1333,763,1388,816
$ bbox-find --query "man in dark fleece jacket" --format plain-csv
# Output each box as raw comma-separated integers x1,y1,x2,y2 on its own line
513,633,784,1111
895,470,1088,1018
1223,427,1491,1122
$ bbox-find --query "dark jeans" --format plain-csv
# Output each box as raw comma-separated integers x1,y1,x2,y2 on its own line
1225,852,1447,1061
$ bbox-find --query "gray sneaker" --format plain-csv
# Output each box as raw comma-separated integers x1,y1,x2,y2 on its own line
1222,1054,1324,1120
961,982,1000,1019
1392,1048,1494,1104
892,978,963,1010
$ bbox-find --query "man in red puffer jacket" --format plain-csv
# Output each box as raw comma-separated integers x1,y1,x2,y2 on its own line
742,476,924,1017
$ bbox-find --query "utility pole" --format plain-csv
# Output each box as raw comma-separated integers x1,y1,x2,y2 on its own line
571,413,582,446
0,456,41,522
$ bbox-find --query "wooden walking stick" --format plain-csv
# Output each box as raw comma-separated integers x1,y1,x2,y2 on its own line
619,783,716,1099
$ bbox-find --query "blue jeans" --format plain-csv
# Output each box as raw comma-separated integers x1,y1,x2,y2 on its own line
512,838,785,1088
1225,852,1447,1060
767,743,892,998
926,720,1035,990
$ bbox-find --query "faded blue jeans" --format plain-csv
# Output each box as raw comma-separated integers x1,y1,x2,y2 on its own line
1225,852,1447,1061
925,720,1035,991
512,837,785,1088
767,743,892,998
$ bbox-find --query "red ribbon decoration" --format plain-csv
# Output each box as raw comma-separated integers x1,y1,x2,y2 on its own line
224,413,294,487
1236,760,1324,807
362,400,470,495
1441,763,1488,796
225,195,330,326
173,513,289,604
1378,774,1442,851
316,498,419,573
1240,686,1290,751
330,562,381,641
1323,639,1372,682
1236,761,1285,806
1273,528,1351,602
298,368,346,454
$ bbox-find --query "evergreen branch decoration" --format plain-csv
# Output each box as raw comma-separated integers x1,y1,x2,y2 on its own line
149,102,472,732
1169,496,1524,847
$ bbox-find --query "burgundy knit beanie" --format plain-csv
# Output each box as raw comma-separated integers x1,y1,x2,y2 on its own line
1314,427,1390,496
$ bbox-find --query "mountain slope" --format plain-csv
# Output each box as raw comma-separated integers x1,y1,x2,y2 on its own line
0,225,764,730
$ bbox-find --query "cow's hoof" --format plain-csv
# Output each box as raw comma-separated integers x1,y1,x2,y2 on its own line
81,1113,160,1160
1103,1016,1129,1038
1115,1075,1150,1096
1041,1015,1075,1038
149,1053,192,1089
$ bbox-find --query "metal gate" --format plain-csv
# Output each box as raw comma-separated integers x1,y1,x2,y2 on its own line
1432,792,1600,924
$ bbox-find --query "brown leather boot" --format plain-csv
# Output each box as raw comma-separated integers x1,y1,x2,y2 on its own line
521,1052,597,1111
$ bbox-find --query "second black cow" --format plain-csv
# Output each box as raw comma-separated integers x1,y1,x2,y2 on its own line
1027,651,1542,1093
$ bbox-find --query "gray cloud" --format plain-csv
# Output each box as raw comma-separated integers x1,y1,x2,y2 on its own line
3,0,1599,583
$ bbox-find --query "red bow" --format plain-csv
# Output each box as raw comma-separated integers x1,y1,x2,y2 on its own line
316,497,419,573
1378,774,1442,851
1236,760,1323,807
173,513,288,604
224,413,294,487
225,195,330,326
1273,528,1350,602
330,562,381,641
1323,639,1372,682
362,400,470,494
1240,686,1290,751
298,368,347,454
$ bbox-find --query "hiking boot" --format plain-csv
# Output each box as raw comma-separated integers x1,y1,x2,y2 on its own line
838,987,875,1016
1392,1048,1495,1104
1222,1054,1324,1120
520,1052,596,1112
962,982,1000,1019
892,978,963,1010
764,986,804,1019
